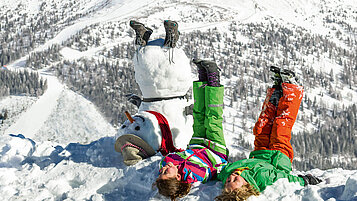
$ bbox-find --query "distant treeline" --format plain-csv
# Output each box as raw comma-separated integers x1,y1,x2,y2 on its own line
0,69,47,98
292,104,357,170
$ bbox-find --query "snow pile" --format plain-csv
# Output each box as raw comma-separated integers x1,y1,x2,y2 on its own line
133,39,192,98
340,172,357,200
3,72,115,144
0,134,122,200
0,134,35,168
36,89,116,144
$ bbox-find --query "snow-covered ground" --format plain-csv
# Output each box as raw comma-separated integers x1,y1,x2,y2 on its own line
1,131,357,200
1,0,357,200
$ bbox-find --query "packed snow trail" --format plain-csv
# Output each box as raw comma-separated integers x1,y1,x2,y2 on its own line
5,73,64,138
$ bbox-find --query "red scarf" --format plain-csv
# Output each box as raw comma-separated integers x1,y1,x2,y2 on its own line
146,111,184,155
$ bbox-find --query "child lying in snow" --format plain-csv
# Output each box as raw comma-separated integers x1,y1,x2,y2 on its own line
153,59,229,200
215,67,322,201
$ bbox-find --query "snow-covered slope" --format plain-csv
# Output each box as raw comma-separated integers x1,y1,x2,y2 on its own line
1,132,357,200
1,0,356,200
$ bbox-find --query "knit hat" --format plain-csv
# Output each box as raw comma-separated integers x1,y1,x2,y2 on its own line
115,134,156,166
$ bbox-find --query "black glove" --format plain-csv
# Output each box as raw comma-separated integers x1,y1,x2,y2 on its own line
125,94,142,108
298,174,322,186
184,104,194,116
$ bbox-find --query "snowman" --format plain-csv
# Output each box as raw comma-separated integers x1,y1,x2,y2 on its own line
115,20,194,166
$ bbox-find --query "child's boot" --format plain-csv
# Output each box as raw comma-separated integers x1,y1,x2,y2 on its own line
270,66,282,87
280,69,299,85
269,66,283,107
192,59,207,82
163,20,180,48
201,60,221,87
129,20,153,46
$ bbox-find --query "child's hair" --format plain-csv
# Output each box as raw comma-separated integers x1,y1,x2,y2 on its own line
214,183,260,201
153,178,192,201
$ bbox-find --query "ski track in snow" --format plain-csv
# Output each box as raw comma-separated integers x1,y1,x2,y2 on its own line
5,73,64,138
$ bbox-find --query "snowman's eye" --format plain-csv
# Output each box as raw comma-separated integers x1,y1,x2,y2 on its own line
135,126,140,131
121,125,126,129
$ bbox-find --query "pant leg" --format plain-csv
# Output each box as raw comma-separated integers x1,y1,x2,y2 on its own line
253,88,277,151
190,81,207,142
204,85,225,146
269,83,304,161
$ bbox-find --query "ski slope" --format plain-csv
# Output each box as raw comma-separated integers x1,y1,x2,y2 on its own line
5,73,64,138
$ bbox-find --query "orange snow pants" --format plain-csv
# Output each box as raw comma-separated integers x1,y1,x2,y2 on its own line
253,83,304,162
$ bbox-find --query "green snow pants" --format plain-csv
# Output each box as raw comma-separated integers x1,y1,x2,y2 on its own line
189,81,227,155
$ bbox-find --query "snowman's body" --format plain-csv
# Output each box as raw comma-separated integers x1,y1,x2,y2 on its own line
117,39,193,154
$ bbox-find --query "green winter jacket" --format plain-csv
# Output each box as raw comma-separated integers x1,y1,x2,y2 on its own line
218,150,305,192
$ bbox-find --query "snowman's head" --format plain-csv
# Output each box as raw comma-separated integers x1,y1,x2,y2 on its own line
116,111,162,165
133,39,192,98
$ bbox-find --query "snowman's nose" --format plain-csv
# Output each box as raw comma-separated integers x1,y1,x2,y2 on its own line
125,111,135,123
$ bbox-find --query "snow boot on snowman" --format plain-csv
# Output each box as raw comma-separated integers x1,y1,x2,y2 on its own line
115,20,194,166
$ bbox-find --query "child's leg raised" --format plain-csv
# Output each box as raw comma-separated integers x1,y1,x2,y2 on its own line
204,85,225,147
189,81,207,142
269,83,304,161
190,60,228,157
253,88,278,151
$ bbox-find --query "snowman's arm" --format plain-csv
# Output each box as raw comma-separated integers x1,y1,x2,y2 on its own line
125,93,142,108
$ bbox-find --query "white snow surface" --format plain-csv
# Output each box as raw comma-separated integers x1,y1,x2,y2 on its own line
1,130,357,201
1,0,357,200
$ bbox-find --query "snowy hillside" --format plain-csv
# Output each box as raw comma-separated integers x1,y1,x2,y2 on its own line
1,0,357,200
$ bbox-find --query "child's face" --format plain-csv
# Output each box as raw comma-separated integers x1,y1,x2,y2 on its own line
224,172,248,191
158,162,181,181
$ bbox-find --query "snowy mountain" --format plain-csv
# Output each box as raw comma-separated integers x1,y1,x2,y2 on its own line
0,0,357,200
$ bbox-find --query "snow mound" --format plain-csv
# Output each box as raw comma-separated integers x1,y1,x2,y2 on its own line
0,133,123,200
133,39,192,98
0,96,38,134
0,134,35,168
35,89,116,144
340,172,357,200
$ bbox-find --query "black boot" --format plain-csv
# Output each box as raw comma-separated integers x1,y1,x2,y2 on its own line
129,20,153,46
281,69,298,85
269,66,283,106
163,20,179,48
192,59,207,82
270,66,282,86
201,60,220,87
